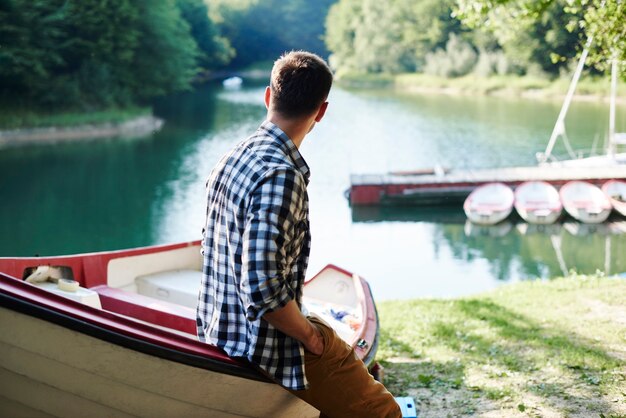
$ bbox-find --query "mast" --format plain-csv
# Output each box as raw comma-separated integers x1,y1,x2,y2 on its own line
608,56,617,157
537,36,593,163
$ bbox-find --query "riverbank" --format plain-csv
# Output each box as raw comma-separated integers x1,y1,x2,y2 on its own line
337,73,626,103
377,273,626,417
0,107,163,147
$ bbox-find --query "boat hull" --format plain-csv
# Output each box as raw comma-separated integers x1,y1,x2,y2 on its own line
0,304,316,418
560,181,612,224
463,182,514,225
602,180,626,217
514,181,562,225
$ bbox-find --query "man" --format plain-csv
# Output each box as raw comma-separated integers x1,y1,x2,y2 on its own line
197,51,401,418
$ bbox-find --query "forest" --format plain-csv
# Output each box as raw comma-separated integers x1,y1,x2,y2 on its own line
0,0,624,117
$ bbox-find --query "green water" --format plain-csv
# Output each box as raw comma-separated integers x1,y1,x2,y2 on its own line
1,82,625,299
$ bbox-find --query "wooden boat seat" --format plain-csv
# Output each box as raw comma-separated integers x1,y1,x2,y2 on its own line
92,285,196,335
135,269,201,309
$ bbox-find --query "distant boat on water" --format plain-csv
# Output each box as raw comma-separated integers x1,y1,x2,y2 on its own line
560,181,612,224
222,76,243,89
514,181,562,225
463,182,514,225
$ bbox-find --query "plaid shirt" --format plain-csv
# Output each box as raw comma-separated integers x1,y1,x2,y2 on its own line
197,120,311,390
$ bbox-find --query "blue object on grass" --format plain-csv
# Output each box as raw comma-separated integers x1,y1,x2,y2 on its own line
394,396,417,418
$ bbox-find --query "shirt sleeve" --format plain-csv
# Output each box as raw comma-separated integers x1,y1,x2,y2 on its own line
240,167,307,321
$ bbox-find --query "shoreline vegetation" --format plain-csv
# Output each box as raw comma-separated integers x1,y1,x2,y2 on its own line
378,273,626,417
1,70,622,146
0,107,163,147
337,73,626,103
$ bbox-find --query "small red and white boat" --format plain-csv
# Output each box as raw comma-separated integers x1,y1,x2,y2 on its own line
602,179,626,217
0,241,379,417
463,182,514,225
514,181,562,224
559,181,612,224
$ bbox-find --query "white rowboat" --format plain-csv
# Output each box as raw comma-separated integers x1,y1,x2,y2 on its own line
514,181,562,224
602,179,626,217
0,241,379,417
463,182,514,225
559,181,612,224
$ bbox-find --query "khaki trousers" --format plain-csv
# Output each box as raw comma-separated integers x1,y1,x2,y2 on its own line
289,316,402,418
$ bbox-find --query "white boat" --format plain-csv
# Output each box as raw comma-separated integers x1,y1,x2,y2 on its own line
602,179,626,217
0,241,380,417
559,181,612,224
513,181,562,224
463,182,514,225
222,76,243,89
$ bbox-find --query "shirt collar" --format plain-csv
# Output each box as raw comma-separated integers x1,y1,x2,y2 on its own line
259,120,311,183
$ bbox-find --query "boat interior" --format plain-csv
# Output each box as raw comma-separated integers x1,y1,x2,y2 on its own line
9,243,366,345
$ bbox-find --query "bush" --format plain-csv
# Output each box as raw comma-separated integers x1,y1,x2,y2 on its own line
473,49,510,77
424,34,477,78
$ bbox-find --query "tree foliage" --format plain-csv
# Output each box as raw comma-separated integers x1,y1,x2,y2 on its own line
326,0,463,74
324,0,623,78
177,0,233,70
456,0,626,78
0,0,228,109
210,0,335,68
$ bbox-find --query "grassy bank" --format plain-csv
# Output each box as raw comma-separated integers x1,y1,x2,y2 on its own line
377,274,626,417
337,72,625,101
0,106,152,130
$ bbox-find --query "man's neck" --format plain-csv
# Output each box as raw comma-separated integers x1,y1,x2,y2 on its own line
267,112,315,149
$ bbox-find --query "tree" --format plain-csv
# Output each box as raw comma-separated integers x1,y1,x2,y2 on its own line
0,0,219,109
0,1,70,104
209,0,335,68
325,0,469,74
456,0,626,79
177,0,233,71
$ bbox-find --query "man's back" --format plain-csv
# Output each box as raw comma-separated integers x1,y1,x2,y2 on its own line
197,121,311,389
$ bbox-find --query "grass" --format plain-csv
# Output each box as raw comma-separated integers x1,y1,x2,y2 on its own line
337,72,624,101
0,106,151,130
377,273,626,417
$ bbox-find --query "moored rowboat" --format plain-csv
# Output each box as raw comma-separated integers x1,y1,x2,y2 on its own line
514,181,562,225
602,179,626,217
463,182,514,225
559,181,612,224
0,241,379,418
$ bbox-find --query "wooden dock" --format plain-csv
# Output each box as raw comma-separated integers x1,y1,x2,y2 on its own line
349,165,626,206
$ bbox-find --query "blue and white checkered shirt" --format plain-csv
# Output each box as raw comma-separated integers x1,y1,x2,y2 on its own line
197,120,311,390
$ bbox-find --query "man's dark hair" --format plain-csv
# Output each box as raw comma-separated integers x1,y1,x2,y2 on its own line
269,51,333,119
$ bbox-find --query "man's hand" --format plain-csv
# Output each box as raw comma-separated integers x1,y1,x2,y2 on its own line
303,322,324,355
263,300,325,355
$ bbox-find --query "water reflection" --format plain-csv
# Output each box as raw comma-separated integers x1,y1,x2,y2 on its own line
351,205,626,282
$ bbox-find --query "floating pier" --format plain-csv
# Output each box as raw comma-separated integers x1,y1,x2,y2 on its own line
349,165,626,206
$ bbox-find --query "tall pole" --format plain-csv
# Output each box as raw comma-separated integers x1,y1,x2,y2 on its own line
608,56,617,157
539,37,593,163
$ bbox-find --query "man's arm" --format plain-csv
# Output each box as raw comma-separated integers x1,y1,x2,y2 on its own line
263,300,324,355
240,168,323,354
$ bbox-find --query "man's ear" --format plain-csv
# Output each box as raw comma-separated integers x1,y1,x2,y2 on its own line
314,101,329,122
264,86,271,109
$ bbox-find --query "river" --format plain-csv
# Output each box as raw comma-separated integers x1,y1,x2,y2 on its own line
1,81,624,300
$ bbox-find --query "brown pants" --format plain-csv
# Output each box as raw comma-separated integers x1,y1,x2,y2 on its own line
289,316,402,418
